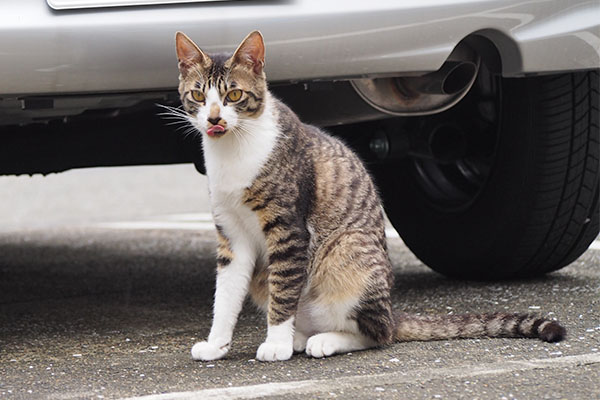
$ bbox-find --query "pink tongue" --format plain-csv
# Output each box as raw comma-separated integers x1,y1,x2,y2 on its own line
207,125,225,136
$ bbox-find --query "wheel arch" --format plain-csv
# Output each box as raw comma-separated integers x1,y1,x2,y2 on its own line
464,29,523,76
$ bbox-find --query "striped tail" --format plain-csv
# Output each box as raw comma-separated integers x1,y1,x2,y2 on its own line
394,312,566,343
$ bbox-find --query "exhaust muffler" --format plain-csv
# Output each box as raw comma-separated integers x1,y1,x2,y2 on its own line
351,42,480,116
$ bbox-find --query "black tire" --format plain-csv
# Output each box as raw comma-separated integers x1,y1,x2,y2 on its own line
378,70,599,279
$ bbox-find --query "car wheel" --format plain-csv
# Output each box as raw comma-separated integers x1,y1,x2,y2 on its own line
376,70,599,279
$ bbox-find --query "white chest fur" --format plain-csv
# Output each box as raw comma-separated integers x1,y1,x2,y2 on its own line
202,97,279,257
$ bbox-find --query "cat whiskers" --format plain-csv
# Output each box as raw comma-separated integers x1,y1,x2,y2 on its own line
230,122,260,149
229,126,252,156
235,119,290,144
156,103,200,140
233,123,265,157
156,103,189,121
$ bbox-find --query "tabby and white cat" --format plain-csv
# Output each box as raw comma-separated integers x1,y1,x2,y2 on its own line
174,31,565,362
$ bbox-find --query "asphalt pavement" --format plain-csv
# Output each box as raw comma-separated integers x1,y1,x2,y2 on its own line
1,165,599,399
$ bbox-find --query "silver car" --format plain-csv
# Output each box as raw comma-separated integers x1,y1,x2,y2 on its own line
1,0,598,279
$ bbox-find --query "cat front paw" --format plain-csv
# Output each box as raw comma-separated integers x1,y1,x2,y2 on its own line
256,341,293,362
191,341,229,361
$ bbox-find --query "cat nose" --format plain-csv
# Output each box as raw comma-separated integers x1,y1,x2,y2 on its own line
207,117,221,125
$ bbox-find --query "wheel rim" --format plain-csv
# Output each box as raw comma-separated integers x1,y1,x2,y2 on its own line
409,66,500,212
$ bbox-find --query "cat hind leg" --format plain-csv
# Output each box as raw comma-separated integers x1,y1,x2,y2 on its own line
304,230,395,358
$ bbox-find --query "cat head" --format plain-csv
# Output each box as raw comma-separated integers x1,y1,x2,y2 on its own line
175,31,267,139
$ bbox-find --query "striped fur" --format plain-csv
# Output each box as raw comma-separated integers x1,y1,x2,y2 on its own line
177,31,566,362
394,312,565,343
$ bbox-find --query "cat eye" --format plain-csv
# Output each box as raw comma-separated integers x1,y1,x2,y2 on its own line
191,90,205,102
226,89,243,102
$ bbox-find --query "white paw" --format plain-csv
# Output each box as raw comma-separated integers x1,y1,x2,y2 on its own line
191,341,229,361
256,341,293,362
306,334,338,358
293,331,308,353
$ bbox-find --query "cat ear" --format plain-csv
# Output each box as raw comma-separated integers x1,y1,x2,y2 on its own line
231,31,265,75
175,31,208,76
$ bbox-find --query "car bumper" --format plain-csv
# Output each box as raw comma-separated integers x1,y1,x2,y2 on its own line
0,0,598,96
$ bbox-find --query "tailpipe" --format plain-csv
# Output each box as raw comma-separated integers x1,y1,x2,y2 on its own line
399,60,478,96
351,42,480,116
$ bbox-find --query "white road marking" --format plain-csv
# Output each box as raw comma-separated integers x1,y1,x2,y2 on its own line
95,213,402,236
96,221,217,231
95,213,215,231
163,212,214,222
122,353,600,400
95,214,600,251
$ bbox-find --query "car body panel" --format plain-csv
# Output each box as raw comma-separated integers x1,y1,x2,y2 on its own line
47,0,230,10
0,0,598,97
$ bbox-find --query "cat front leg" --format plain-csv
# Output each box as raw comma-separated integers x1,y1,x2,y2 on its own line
191,230,254,361
256,224,309,362
256,317,296,361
